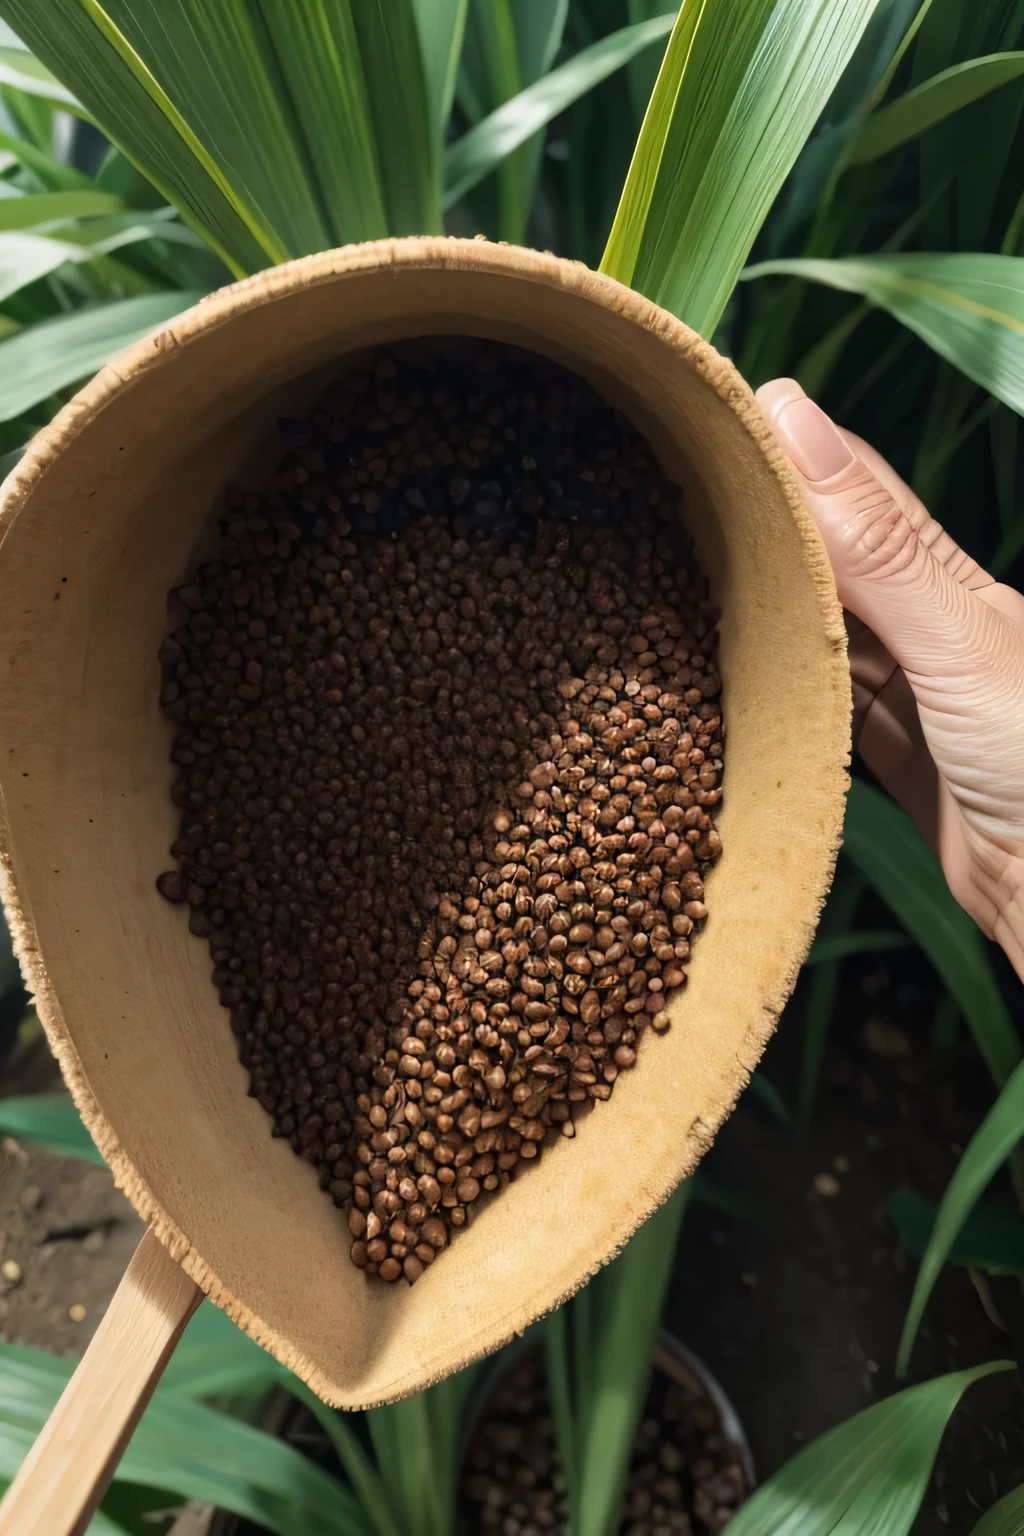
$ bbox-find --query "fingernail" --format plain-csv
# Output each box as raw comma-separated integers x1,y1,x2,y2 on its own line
773,397,854,482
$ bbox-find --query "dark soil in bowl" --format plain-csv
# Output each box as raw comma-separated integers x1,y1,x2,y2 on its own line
459,1343,748,1534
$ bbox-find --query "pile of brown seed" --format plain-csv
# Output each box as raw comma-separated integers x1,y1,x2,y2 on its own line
157,339,723,1283
460,1350,746,1533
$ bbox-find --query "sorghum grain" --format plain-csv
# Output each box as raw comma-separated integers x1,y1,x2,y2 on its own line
157,339,724,1281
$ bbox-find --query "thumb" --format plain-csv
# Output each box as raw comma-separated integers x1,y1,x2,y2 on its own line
756,378,980,688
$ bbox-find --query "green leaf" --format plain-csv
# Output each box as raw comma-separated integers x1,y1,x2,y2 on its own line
889,1188,1024,1274
0,1092,104,1163
370,1391,446,1536
972,1482,1024,1535
741,253,1024,416
159,1301,285,1399
89,0,320,257
727,1362,1014,1536
0,43,86,116
0,188,124,230
2,79,54,153
94,145,166,209
864,0,936,112
0,125,92,191
840,782,1021,1090
0,287,202,421
0,229,83,301
544,1306,576,1520
505,0,570,239
289,1380,404,1536
256,3,389,250
0,1,273,275
850,52,1024,164
575,1183,690,1536
412,0,469,132
349,0,440,237
0,217,193,304
804,929,909,966
88,1510,132,1535
76,215,206,257
461,0,526,243
0,1343,363,1536
444,13,675,210
600,0,884,338
897,1056,1024,1376
746,1070,792,1124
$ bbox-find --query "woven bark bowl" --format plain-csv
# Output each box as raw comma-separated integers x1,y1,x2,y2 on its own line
0,237,849,1408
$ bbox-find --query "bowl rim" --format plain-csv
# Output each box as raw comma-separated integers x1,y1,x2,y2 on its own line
0,235,850,1406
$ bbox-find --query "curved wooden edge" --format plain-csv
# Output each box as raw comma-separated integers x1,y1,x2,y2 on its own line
0,1229,201,1536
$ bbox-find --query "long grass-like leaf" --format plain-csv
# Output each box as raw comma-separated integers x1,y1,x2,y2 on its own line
0,188,123,229
727,1362,1014,1535
0,1344,363,1536
897,1056,1024,1375
575,1184,689,1536
601,0,883,338
742,253,1024,415
0,125,92,191
159,1301,285,1399
368,1391,441,1536
865,0,936,111
463,0,525,243
0,43,86,116
803,928,908,966
0,0,272,275
411,0,468,133
428,1365,480,1527
0,1092,104,1163
351,0,440,237
90,0,321,258
840,781,1021,1088
287,1380,403,1536
0,217,197,304
543,1306,577,1529
256,1,387,249
850,52,1024,164
0,228,83,300
972,1483,1024,1535
444,13,674,209
747,1070,792,1124
889,1189,1024,1275
0,288,203,420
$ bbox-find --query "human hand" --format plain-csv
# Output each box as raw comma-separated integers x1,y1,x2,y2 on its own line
757,378,1024,981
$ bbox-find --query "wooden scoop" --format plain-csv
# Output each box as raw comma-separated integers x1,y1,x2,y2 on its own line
0,238,849,1535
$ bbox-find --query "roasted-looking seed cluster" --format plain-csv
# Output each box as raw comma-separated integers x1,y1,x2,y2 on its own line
461,1350,746,1533
157,340,724,1283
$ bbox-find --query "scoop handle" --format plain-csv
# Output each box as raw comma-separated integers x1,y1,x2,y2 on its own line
0,1228,202,1536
